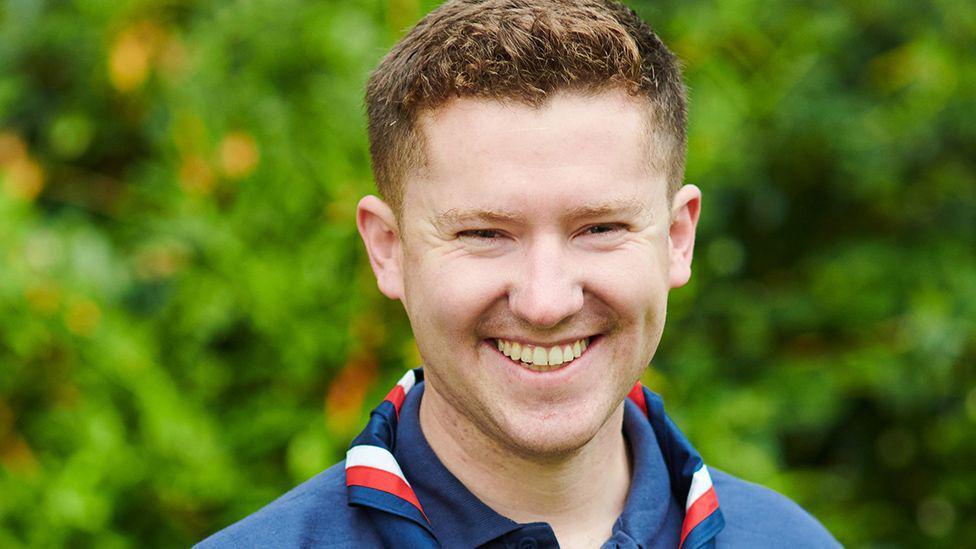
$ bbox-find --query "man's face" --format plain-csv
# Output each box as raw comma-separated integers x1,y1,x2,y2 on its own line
364,89,698,457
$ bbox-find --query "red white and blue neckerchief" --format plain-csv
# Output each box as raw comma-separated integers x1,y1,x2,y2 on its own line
345,367,725,548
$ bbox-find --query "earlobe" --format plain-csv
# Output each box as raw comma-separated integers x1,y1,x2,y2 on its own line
668,184,701,289
356,195,405,300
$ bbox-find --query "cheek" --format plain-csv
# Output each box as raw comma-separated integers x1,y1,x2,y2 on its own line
585,250,669,353
604,275,668,335
587,247,669,306
405,256,507,340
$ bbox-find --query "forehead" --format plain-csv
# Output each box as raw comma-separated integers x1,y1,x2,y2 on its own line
420,89,649,171
404,89,666,219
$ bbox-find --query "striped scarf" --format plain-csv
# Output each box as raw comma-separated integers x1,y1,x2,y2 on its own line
345,368,725,548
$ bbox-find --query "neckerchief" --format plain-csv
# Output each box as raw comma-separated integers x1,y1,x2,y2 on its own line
345,368,725,548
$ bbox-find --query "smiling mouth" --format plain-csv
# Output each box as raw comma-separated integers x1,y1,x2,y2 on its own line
491,337,593,373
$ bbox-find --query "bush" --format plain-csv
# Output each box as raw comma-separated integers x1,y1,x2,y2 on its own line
1,1,973,546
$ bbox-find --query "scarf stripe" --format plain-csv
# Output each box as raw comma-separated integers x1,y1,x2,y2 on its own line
383,369,417,417
346,465,426,519
679,465,720,548
346,369,724,548
345,444,425,515
627,382,649,415
346,368,432,536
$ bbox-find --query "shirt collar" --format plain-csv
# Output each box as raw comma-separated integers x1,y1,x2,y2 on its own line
394,381,681,547
615,393,684,547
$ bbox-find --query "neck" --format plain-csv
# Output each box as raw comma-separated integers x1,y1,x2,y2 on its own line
419,384,632,549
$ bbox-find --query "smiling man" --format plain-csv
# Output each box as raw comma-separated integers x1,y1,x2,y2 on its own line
199,1,838,547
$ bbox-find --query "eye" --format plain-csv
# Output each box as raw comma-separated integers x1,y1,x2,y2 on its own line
581,223,627,236
457,229,502,240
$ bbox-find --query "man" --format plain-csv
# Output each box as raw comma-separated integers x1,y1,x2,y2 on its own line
200,1,838,547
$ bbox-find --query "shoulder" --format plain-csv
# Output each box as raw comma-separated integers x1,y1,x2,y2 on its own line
195,461,381,548
711,468,840,548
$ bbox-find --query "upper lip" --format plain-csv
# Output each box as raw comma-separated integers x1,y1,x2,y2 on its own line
489,335,596,347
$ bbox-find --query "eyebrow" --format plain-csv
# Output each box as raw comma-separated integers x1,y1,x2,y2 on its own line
430,208,522,232
430,198,650,231
564,198,649,221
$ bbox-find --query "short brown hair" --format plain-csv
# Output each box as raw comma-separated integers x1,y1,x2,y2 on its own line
366,0,687,214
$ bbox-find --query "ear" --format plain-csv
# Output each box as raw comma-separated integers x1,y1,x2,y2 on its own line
356,195,405,300
668,184,702,289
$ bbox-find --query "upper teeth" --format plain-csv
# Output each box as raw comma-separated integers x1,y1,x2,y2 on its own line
495,337,589,372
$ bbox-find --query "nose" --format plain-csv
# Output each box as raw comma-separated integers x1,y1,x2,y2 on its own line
508,236,584,329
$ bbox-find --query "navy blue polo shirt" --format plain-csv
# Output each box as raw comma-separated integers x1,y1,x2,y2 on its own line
392,383,684,547
198,382,839,548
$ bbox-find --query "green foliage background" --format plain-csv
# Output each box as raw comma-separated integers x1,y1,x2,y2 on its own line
1,0,974,546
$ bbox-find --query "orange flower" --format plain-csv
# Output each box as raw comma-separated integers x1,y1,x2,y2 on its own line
2,156,45,201
218,132,260,180
179,155,215,195
108,22,165,92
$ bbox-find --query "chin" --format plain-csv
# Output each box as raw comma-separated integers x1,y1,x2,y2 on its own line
492,404,617,460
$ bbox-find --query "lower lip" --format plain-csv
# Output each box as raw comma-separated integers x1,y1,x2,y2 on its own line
484,336,601,378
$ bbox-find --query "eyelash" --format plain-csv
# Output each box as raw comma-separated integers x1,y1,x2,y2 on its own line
457,224,626,240
583,224,625,235
458,229,502,240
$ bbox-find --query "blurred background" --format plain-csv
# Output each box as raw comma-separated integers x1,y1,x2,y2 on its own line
1,0,974,546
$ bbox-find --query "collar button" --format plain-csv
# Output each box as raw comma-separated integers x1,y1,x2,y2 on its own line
517,538,538,549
